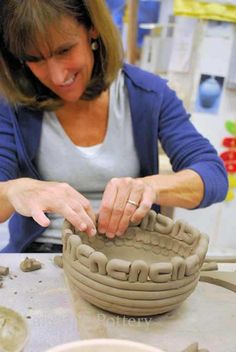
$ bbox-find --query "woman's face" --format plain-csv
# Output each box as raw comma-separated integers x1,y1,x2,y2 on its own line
25,16,97,103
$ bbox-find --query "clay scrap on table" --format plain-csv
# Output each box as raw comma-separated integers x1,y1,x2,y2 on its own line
20,257,42,272
181,342,209,352
200,271,236,293
0,266,10,289
53,255,63,268
62,210,209,316
0,266,9,276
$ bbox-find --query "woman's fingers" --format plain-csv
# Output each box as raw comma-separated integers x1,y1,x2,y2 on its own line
31,207,51,227
113,181,143,236
130,186,154,224
79,197,96,226
98,178,155,237
33,201,96,237
61,203,96,237
7,178,96,237
42,189,97,236
98,177,136,237
97,179,118,235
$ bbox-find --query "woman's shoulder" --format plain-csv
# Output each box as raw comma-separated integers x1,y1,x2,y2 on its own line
0,96,13,113
0,96,42,120
122,63,168,93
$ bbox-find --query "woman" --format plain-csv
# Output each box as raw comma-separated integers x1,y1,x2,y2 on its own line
0,0,228,253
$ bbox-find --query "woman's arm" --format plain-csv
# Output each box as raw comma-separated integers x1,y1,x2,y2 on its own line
158,83,228,208
97,170,203,238
143,169,204,209
0,181,14,222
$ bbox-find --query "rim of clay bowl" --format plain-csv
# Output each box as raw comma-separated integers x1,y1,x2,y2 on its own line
0,306,28,352
45,338,165,352
62,211,209,285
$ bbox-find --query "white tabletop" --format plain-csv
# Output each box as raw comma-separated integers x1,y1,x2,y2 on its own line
0,254,79,352
0,254,236,352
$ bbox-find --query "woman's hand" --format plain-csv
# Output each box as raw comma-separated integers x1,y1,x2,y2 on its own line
6,178,96,237
97,177,156,238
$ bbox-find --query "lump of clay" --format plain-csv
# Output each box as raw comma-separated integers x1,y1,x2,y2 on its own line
20,257,42,272
53,255,63,268
181,342,209,352
62,211,209,316
0,267,9,289
0,266,9,276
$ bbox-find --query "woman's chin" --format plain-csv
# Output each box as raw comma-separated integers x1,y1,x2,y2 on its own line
57,91,84,104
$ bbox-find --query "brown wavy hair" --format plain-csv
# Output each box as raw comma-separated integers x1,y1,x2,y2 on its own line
0,0,123,110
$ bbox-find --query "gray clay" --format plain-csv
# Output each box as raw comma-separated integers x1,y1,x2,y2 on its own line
0,266,9,276
200,271,236,292
62,211,209,316
0,306,28,352
200,262,218,271
53,255,63,268
180,343,209,352
20,257,42,272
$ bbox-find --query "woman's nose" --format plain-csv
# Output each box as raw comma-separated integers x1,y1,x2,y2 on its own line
47,59,67,85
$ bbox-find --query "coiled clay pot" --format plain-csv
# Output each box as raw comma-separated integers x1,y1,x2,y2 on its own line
62,211,209,316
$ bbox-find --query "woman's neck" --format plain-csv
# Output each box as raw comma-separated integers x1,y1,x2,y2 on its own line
57,90,108,117
55,90,109,146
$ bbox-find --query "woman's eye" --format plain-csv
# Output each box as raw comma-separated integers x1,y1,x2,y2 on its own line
58,48,70,55
24,56,43,63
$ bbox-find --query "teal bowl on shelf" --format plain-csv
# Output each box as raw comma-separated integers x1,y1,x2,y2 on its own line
199,76,221,108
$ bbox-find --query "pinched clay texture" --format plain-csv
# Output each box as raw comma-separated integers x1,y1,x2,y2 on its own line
62,211,209,316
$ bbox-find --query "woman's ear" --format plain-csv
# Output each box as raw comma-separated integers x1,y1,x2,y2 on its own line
89,27,99,40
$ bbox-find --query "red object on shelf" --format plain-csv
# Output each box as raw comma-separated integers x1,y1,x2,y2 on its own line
220,150,236,161
222,137,236,148
224,161,236,173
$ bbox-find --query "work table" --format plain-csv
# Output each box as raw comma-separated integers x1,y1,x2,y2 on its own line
0,254,236,352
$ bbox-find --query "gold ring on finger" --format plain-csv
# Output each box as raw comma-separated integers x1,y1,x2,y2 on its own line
127,199,139,207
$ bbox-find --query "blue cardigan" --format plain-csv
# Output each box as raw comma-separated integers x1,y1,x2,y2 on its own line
0,64,228,252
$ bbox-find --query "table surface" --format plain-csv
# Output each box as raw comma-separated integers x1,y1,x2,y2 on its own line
0,254,236,352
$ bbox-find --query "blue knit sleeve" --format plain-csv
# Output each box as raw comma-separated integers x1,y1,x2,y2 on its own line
158,83,228,208
0,102,20,181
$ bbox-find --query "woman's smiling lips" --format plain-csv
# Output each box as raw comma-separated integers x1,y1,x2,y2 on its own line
58,72,79,89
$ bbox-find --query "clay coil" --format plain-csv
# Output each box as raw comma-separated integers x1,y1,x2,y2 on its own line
70,284,185,316
65,253,200,291
66,271,194,309
63,258,199,300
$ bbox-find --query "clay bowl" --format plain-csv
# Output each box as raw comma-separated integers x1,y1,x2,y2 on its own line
62,211,209,316
0,306,28,352
45,338,165,352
